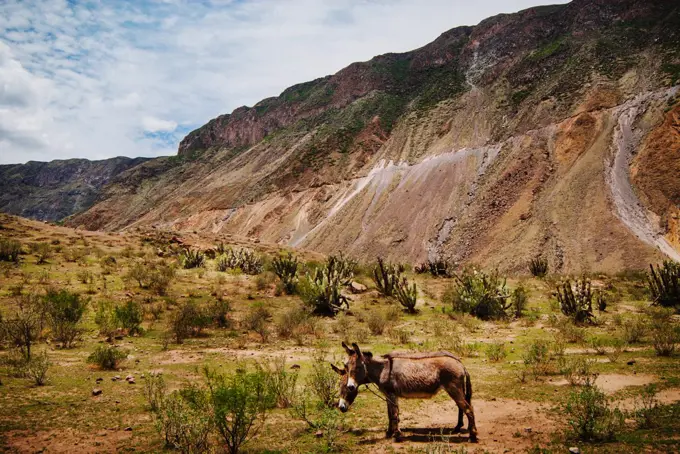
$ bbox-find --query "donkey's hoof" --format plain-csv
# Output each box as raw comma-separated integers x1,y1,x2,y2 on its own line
452,425,463,434
469,435,479,443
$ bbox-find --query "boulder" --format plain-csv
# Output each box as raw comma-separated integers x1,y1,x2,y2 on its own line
350,282,367,294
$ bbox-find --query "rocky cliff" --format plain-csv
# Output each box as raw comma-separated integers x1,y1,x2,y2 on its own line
0,157,149,222
69,0,680,272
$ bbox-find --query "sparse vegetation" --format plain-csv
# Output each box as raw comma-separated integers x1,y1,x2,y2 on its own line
394,276,418,313
114,300,144,335
272,252,299,294
298,256,352,316
44,289,87,348
443,267,510,320
528,256,548,278
563,385,624,442
372,257,402,297
0,238,21,263
216,248,264,275
87,345,128,370
648,261,680,311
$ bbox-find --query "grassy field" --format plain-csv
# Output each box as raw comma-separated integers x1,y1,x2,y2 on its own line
0,214,678,453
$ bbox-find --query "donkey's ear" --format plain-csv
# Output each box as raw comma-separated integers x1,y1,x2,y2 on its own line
330,363,346,375
341,342,354,355
352,343,364,360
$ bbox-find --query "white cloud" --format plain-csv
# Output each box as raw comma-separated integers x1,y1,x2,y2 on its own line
0,0,567,164
142,116,177,133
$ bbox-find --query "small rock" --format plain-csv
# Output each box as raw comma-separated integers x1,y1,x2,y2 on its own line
569,448,580,454
350,282,367,294
290,364,301,370
315,430,323,438
125,375,134,381
524,427,532,433
92,388,103,396
124,427,133,431
95,377,103,382
627,360,636,366
127,379,136,384
112,375,121,381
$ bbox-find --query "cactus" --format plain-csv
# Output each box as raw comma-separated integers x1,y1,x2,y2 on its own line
394,276,417,313
273,252,299,294
215,248,263,275
556,277,595,324
372,257,403,297
647,261,680,311
299,256,351,316
446,267,511,320
529,256,548,278
414,259,452,277
180,249,205,269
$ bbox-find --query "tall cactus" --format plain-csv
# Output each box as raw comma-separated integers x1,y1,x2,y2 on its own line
395,276,418,313
273,252,299,294
648,261,680,311
372,257,402,297
556,277,595,324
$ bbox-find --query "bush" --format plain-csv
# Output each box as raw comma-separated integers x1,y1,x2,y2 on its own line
512,285,528,318
561,357,598,386
31,242,52,264
444,267,511,320
26,349,50,386
564,385,624,442
556,277,595,324
649,314,679,357
244,303,270,342
3,294,42,360
292,396,345,451
155,389,213,453
0,238,21,262
272,252,299,294
529,256,548,278
170,301,211,344
204,366,275,454
94,301,117,340
114,300,144,335
209,299,231,328
43,289,87,348
262,357,299,408
372,257,402,297
308,349,338,408
87,345,127,370
275,306,309,340
144,372,166,412
415,259,453,277
647,261,680,311
298,257,351,316
485,341,507,362
587,336,608,356
125,259,175,295
523,339,551,377
367,311,388,335
633,384,661,429
621,315,647,344
180,249,205,269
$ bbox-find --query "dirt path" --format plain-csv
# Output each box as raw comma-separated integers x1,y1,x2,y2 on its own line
606,87,680,261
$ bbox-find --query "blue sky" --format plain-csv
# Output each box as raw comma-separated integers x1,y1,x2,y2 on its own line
0,0,567,165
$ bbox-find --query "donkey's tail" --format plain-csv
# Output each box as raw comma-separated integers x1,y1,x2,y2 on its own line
464,368,472,405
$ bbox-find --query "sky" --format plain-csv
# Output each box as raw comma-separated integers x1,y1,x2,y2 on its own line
0,0,568,165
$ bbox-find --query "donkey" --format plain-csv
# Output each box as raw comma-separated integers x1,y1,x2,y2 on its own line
331,342,477,442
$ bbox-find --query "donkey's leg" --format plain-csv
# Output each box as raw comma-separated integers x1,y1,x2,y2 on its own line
444,384,478,443
385,394,401,439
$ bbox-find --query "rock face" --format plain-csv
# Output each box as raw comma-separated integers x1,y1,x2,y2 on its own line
70,0,680,272
0,157,148,222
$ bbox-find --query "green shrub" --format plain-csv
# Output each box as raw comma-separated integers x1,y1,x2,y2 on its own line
208,299,231,328
621,315,647,344
587,336,608,356
43,289,87,348
144,371,166,412
94,301,117,340
366,311,388,335
529,256,548,278
30,242,52,264
512,285,528,318
0,238,21,263
155,388,213,453
647,261,680,311
125,259,175,295
564,385,624,442
26,349,50,386
556,277,595,324
485,341,507,362
87,345,127,370
204,366,276,454
649,310,679,356
291,395,345,452
3,294,42,360
244,303,271,342
180,249,205,269
170,301,211,344
444,267,510,320
523,339,551,376
272,252,299,294
262,357,299,408
308,349,338,408
254,271,275,291
372,257,402,297
633,384,661,429
275,306,309,339
561,357,598,386
114,300,144,335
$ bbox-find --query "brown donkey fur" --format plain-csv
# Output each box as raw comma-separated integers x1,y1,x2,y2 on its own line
331,342,477,442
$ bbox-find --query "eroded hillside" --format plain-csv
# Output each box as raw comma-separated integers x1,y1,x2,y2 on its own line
69,0,680,272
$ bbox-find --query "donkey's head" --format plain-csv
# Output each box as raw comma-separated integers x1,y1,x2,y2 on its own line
331,342,370,412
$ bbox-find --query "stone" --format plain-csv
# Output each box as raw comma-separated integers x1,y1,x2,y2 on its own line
124,427,133,431
524,427,532,433
92,388,103,396
569,448,580,454
627,360,636,366
315,430,323,438
350,282,367,294
112,375,121,381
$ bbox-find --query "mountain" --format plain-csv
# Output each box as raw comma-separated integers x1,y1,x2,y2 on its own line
68,0,680,272
0,157,149,222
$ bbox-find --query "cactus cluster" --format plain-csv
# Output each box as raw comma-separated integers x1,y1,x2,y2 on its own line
529,256,548,278
299,255,354,316
180,249,205,269
556,277,595,324
414,259,452,277
648,261,680,311
272,252,299,294
216,248,263,275
372,257,404,297
394,276,418,313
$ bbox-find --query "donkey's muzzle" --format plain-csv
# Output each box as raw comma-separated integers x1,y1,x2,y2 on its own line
338,399,349,412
